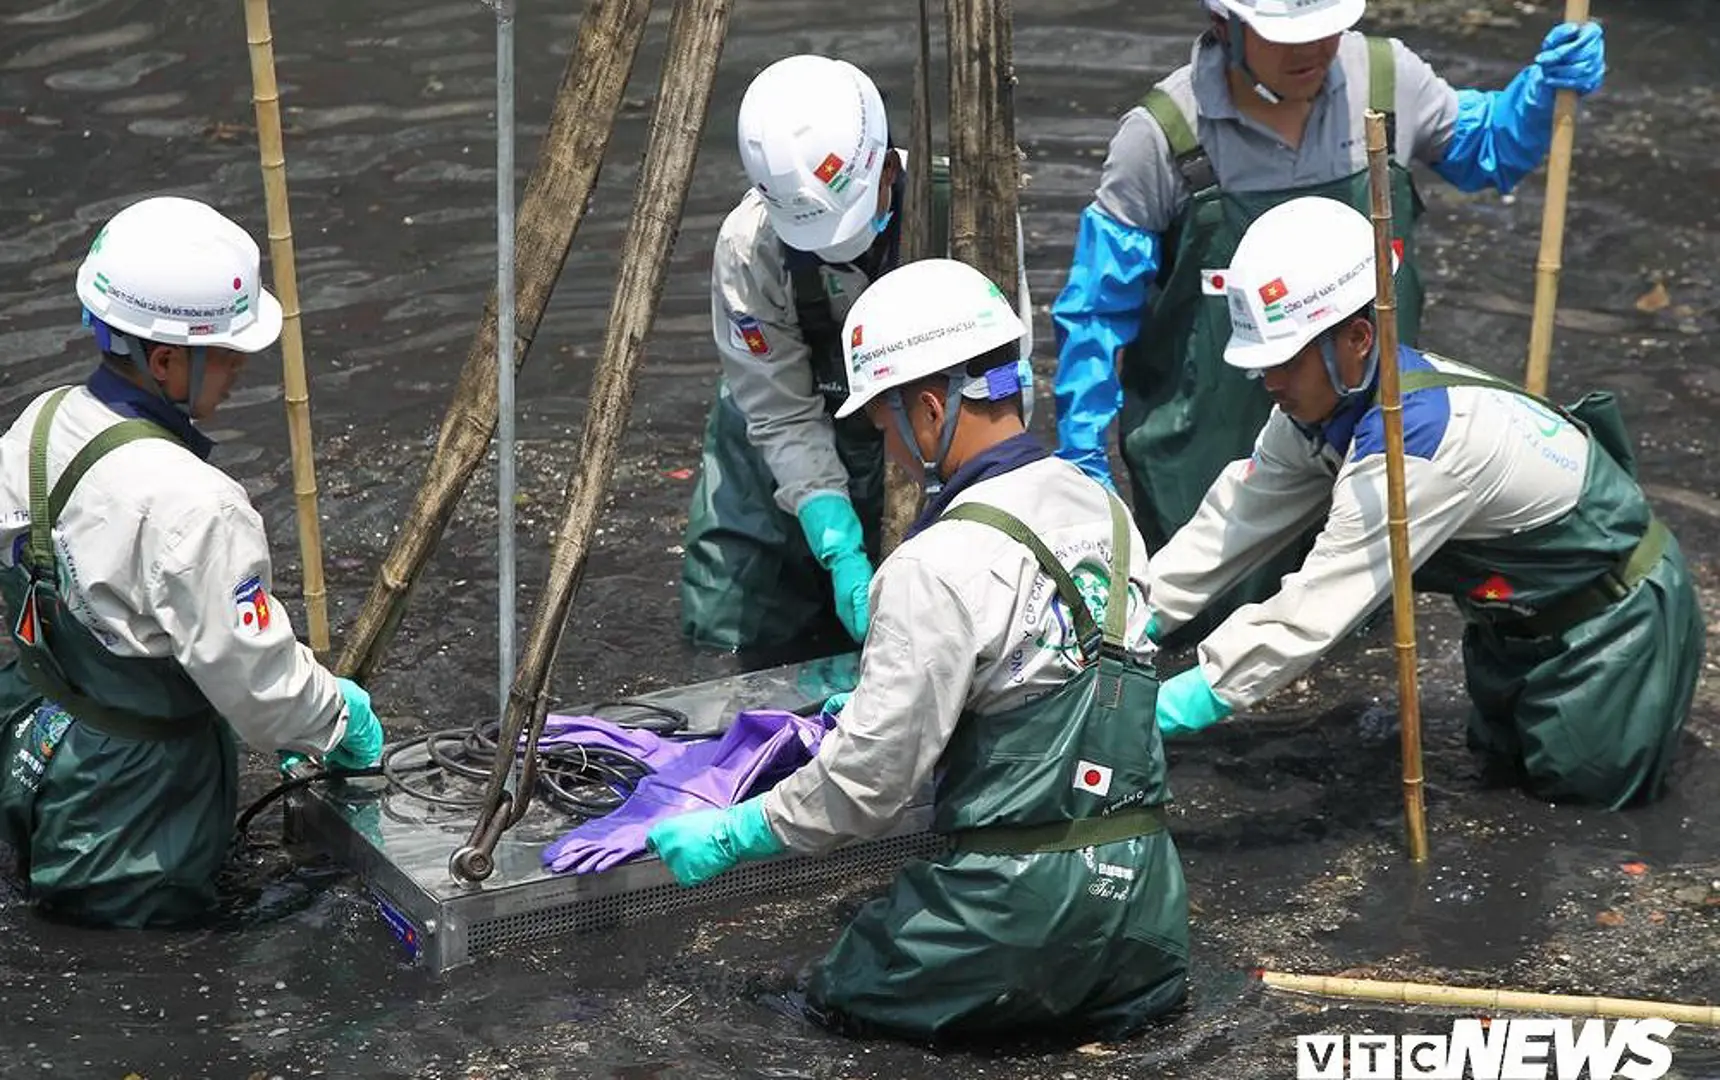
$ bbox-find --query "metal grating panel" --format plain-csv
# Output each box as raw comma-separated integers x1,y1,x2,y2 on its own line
464,830,950,955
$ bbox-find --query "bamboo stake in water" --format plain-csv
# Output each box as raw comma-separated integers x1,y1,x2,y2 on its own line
1366,110,1428,865
1524,0,1592,395
243,0,331,654
1260,970,1720,1026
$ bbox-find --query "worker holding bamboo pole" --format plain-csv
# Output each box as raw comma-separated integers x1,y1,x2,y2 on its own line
1147,196,1703,811
652,258,1185,1042
0,196,382,928
1051,0,1607,650
679,54,1033,659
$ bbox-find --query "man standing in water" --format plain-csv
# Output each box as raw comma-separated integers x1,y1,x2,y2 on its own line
651,258,1186,1043
679,53,1032,660
0,195,383,927
1051,0,1606,646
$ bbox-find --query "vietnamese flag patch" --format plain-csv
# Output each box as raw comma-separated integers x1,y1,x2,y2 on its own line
1073,759,1113,797
850,324,863,349
813,152,845,185
1470,574,1513,602
1258,277,1289,305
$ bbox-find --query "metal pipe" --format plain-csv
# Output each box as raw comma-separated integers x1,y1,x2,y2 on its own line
495,0,518,760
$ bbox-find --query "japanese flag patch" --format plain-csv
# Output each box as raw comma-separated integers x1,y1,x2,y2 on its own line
234,575,272,636
1200,269,1229,296
1073,759,1113,797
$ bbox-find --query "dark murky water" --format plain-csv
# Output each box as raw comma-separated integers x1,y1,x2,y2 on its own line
3,0,1720,1076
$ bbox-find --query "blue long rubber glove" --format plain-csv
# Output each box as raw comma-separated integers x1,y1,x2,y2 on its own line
646,796,786,886
1155,666,1233,739
1051,205,1161,490
327,677,384,770
796,492,874,642
1434,21,1606,194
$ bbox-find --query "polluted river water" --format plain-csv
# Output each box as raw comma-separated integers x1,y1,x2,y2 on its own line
2,0,1720,1076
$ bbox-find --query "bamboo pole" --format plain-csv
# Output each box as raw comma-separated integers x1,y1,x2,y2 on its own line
878,0,941,556
1260,970,1720,1026
449,0,733,882
334,0,655,684
242,0,330,654
1524,0,1592,396
945,0,1021,297
1366,110,1428,864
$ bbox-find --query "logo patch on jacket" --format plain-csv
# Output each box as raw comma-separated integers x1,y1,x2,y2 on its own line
1073,759,1113,797
234,575,272,636
728,313,771,357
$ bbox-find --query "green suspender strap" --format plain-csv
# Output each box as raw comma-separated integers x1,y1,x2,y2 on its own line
1139,88,1216,196
1394,366,1669,638
1367,35,1398,147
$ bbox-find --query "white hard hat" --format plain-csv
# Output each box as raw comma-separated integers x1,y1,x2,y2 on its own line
835,258,1026,419
1221,196,1384,371
1212,0,1364,44
76,196,282,353
737,55,890,254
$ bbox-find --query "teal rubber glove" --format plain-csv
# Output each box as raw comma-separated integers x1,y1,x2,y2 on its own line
327,676,384,770
1145,612,1162,645
646,797,786,886
277,751,310,778
1155,666,1233,738
796,492,874,642
823,691,852,716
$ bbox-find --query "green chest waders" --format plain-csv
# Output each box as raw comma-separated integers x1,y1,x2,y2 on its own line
0,387,238,927
1393,367,1704,809
807,495,1188,1043
1120,37,1426,650
678,163,955,655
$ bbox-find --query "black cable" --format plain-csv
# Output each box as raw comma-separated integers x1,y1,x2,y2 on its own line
235,699,693,832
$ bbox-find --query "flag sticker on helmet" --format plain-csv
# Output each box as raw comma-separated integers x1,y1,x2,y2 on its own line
850,324,863,349
1073,759,1113,797
728,312,772,357
1258,278,1289,305
234,575,272,636
814,152,846,187
1200,269,1227,296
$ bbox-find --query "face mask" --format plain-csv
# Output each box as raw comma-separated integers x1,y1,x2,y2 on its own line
814,208,894,265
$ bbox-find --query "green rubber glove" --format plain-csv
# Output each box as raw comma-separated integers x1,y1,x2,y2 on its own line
646,797,786,886
1145,612,1163,645
327,676,384,770
1155,666,1233,738
796,492,874,642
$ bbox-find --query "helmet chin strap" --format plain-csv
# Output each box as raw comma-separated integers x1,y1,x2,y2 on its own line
1225,14,1283,105
86,313,204,417
886,373,966,497
1319,334,1379,401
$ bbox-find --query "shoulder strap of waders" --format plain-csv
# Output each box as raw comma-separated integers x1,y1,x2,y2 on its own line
938,494,1134,665
1140,87,1217,197
930,154,952,257
1365,35,1398,152
785,249,843,366
1390,363,1572,422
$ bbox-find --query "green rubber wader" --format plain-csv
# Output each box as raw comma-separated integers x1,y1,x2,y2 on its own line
1121,37,1425,650
1402,367,1705,809
808,496,1189,1042
680,162,952,653
0,388,236,927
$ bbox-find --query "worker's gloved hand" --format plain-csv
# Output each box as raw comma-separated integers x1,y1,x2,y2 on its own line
823,691,852,716
1155,666,1233,738
796,492,874,642
1145,612,1163,646
646,796,786,886
327,676,384,770
1534,21,1605,96
277,751,310,778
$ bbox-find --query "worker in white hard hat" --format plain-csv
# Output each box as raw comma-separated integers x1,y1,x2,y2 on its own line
1052,0,1607,650
0,195,383,928
1150,196,1702,811
650,258,1186,1043
680,53,1034,661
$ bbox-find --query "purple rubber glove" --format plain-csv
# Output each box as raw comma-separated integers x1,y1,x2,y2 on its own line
541,709,831,875
533,713,689,770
